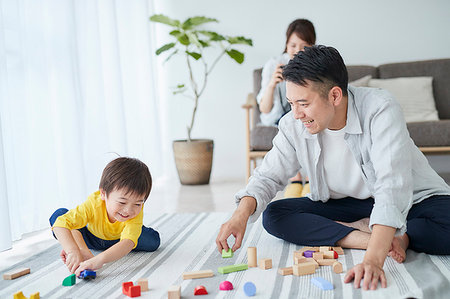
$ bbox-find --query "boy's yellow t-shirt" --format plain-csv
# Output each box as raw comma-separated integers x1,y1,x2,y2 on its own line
52,190,143,248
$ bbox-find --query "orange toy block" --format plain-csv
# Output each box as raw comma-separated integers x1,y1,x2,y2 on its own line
3,267,30,280
293,262,316,276
333,261,343,273
333,246,345,255
247,247,257,267
258,258,272,270
317,259,337,266
319,246,332,252
324,250,338,259
312,252,324,261
137,278,149,291
278,267,293,275
168,285,181,299
122,281,141,297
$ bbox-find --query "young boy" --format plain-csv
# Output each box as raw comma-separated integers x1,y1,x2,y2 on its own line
50,157,160,276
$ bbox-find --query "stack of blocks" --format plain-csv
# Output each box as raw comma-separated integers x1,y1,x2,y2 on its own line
278,246,344,276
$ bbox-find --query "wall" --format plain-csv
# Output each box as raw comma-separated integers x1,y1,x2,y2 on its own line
152,0,450,181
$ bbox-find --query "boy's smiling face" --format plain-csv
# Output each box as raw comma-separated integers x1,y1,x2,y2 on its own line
101,188,145,223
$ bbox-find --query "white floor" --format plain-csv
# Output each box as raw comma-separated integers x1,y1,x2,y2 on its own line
0,177,274,271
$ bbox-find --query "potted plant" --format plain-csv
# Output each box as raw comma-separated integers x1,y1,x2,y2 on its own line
150,15,252,185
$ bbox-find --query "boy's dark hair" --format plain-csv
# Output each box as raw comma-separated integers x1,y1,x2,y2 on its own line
99,157,152,201
284,19,316,53
282,45,348,98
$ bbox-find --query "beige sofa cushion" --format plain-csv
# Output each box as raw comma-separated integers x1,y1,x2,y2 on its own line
368,76,439,123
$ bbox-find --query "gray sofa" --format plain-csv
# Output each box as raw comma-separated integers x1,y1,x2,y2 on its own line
243,58,450,177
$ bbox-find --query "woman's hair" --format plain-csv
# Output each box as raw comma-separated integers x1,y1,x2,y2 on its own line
284,19,316,53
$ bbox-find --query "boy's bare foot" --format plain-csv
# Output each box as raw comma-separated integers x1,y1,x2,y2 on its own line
336,217,371,233
388,233,409,263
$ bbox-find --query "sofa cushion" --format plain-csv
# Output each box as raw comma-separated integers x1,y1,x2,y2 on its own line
368,76,439,123
346,65,378,82
349,75,371,87
378,59,450,119
250,126,278,151
407,120,450,147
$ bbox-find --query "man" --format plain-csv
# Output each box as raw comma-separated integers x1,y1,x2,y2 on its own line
216,45,450,290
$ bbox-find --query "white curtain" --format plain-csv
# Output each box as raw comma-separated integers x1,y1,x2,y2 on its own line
0,0,167,249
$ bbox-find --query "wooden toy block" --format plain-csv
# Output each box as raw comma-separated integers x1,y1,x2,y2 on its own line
319,246,332,252
122,281,141,297
293,251,304,260
168,285,181,299
3,267,30,280
194,285,208,295
312,252,324,260
30,293,40,299
222,248,233,258
183,269,214,279
294,256,307,264
137,278,149,291
218,264,248,274
247,247,257,267
305,258,319,269
333,261,343,273
317,259,337,266
243,281,256,296
13,292,27,299
258,258,272,270
311,277,334,290
293,262,315,276
62,273,76,286
219,280,234,290
278,267,293,275
323,250,337,259
332,246,345,255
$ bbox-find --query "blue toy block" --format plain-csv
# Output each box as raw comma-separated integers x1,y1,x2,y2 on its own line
78,270,96,280
243,281,256,296
311,277,334,290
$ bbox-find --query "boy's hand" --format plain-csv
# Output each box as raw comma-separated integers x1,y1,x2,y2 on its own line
80,248,94,261
65,250,83,274
75,256,104,277
344,260,387,290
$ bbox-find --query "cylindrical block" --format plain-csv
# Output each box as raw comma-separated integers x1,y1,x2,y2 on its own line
247,247,257,267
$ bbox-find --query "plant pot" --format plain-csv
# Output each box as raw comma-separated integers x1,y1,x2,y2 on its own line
173,139,214,185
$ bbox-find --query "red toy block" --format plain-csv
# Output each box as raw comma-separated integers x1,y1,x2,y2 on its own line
122,281,141,297
194,285,208,295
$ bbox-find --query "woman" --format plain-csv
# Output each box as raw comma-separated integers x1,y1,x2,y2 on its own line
257,19,316,197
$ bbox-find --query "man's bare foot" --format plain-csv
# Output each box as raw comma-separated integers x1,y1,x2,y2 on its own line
388,234,409,263
336,217,371,233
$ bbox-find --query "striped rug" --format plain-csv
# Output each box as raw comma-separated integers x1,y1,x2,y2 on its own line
1,212,450,298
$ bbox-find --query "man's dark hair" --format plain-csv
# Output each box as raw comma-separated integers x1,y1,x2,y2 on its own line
99,157,152,201
282,45,348,98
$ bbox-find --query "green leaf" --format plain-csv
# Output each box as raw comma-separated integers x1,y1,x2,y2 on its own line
199,40,210,47
198,30,225,41
156,43,175,55
227,36,253,46
150,14,180,27
169,30,182,38
226,49,245,64
182,16,218,29
164,49,178,63
177,34,190,46
177,84,185,88
172,84,187,95
186,51,202,60
186,32,202,48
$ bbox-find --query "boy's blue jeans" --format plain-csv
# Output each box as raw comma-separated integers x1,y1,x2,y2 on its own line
49,208,160,252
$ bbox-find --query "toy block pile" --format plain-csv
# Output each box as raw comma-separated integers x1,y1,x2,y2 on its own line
277,246,344,277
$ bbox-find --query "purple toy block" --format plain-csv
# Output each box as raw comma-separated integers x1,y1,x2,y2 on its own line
303,250,314,258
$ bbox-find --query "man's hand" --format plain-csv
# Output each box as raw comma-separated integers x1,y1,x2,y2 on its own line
216,214,248,253
344,260,387,290
74,255,104,277
216,196,257,253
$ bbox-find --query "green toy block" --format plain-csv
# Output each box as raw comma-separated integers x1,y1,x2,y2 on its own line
218,263,248,274
222,248,233,258
62,273,76,286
